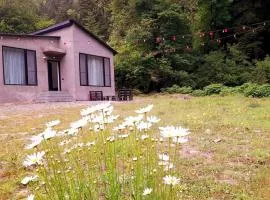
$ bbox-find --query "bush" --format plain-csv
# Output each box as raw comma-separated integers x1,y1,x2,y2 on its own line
253,57,270,84
161,85,193,94
162,83,270,98
243,83,270,97
237,82,254,94
191,89,207,96
203,84,225,95
219,86,239,96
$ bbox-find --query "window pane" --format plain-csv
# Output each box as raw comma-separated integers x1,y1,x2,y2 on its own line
104,58,111,87
80,72,87,86
79,54,88,85
88,55,104,86
27,50,37,85
27,72,36,85
3,47,26,85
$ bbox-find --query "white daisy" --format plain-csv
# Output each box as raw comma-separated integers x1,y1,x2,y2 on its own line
159,126,190,138
136,121,152,131
25,136,43,149
85,141,96,147
158,153,170,161
113,124,126,131
106,136,116,142
80,107,97,116
135,104,153,114
46,120,60,128
103,105,114,115
124,115,144,125
23,151,45,167
164,163,174,171
67,128,79,136
141,134,149,140
147,116,160,123
142,188,153,196
132,157,138,161
104,115,119,124
21,175,38,185
70,117,88,129
26,194,34,200
94,102,112,111
92,115,104,124
39,127,56,140
118,134,129,139
163,175,180,186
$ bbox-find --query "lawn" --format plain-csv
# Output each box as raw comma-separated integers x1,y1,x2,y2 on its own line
0,95,269,200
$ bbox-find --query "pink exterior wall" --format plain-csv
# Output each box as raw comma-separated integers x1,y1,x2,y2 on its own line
0,36,61,102
42,26,77,99
72,26,115,101
0,24,115,102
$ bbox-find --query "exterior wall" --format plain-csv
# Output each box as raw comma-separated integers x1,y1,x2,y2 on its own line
41,26,76,98
0,37,60,102
72,25,115,101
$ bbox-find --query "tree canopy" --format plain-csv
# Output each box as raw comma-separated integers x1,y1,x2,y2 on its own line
1,0,270,92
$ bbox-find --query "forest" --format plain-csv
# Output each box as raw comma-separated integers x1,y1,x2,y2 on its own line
0,0,270,93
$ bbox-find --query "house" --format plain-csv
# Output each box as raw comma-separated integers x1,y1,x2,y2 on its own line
0,19,117,103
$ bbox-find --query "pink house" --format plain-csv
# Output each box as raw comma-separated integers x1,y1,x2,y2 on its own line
0,19,117,102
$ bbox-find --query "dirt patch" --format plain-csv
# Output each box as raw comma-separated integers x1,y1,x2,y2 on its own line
0,101,94,119
215,170,239,185
181,146,213,161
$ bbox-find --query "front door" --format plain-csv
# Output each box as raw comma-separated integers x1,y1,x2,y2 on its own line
48,61,61,91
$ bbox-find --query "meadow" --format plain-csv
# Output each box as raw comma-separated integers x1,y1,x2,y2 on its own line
0,95,269,200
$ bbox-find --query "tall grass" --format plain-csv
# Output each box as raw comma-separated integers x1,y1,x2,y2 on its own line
21,103,190,200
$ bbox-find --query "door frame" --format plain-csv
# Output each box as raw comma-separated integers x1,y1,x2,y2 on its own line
47,60,61,91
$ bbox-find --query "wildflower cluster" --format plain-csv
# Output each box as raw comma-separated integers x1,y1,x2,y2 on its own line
21,103,190,199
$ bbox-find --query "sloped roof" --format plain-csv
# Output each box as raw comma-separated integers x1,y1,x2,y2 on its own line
32,19,117,55
0,33,60,39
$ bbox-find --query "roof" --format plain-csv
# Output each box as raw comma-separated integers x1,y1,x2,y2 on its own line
0,33,60,39
32,19,117,55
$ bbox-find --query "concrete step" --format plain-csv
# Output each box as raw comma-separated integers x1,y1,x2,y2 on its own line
35,91,74,103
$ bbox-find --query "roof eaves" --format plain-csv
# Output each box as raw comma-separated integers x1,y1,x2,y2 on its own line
31,20,72,35
0,33,60,39
32,19,117,55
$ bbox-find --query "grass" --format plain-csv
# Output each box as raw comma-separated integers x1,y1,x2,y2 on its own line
0,95,270,199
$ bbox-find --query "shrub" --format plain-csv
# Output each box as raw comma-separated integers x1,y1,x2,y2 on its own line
237,82,254,94
219,86,238,96
161,85,193,94
163,83,270,98
204,84,225,95
253,57,270,84
191,89,207,97
243,84,270,97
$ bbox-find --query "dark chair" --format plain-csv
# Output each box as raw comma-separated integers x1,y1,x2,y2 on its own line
89,91,103,101
118,89,133,101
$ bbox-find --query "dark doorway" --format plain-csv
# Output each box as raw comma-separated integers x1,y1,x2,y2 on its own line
47,61,61,91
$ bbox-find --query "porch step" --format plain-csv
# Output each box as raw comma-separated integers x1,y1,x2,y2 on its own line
35,91,74,103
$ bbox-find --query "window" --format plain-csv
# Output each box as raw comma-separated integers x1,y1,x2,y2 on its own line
3,46,37,85
79,53,111,87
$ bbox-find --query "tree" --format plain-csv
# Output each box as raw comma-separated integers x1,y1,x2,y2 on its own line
0,0,54,33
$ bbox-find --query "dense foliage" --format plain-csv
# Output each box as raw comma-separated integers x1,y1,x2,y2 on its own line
1,0,270,92
162,82,270,98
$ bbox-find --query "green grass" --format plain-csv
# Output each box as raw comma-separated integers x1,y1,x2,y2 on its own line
0,95,270,199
